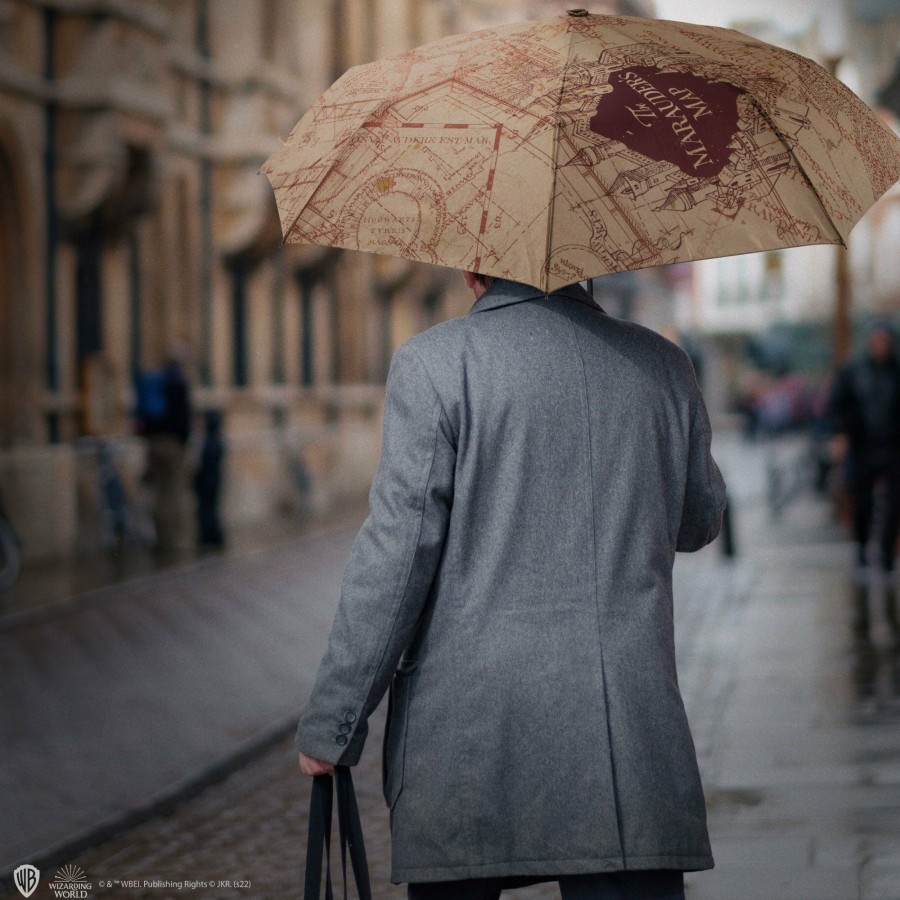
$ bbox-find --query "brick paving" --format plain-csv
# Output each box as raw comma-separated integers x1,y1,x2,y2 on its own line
68,713,399,900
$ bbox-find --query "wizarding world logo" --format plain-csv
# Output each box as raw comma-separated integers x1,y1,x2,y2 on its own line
50,864,92,897
13,865,39,898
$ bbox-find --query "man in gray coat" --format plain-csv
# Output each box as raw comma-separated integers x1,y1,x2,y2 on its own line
298,273,726,900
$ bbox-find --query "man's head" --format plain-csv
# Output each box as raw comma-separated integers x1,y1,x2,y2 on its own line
868,320,895,363
463,270,495,299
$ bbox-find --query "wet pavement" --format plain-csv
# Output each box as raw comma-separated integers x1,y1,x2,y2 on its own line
0,499,369,625
3,432,900,900
0,506,369,880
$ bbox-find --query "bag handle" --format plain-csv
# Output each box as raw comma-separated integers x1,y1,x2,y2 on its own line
304,766,372,900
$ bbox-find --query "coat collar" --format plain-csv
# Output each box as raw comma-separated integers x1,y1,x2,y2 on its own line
468,278,604,315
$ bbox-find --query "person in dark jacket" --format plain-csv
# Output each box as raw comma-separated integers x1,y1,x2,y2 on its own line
829,322,900,603
138,356,192,553
193,409,226,549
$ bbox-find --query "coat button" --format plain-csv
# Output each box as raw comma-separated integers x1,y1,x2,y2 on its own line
335,734,348,746
338,723,352,734
343,710,357,723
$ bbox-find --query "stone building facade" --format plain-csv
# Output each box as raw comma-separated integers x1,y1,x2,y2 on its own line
0,0,479,563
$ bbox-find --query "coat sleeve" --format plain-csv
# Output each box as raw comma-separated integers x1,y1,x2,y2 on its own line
294,342,456,765
676,380,727,553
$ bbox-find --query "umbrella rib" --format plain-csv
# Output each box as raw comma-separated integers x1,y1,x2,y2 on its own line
279,95,393,242
542,23,579,292
280,145,357,241
746,96,847,248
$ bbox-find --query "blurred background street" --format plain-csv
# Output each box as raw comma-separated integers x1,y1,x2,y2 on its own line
1,0,899,898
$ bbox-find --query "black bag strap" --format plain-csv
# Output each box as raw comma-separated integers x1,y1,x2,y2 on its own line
305,774,334,900
304,767,372,900
336,767,372,900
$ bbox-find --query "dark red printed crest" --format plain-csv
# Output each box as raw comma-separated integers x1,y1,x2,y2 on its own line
590,65,745,177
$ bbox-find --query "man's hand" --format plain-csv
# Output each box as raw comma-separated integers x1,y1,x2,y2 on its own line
298,751,334,777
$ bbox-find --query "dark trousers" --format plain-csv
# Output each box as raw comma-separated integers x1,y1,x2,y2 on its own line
196,485,224,547
407,870,685,900
849,458,900,569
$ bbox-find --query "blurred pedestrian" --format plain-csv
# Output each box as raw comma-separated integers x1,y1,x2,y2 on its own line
295,274,726,899
828,321,900,602
135,352,192,553
193,409,226,549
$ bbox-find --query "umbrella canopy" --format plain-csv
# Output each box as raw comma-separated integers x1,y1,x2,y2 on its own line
262,10,900,291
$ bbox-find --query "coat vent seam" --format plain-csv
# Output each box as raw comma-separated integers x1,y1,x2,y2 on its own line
560,301,627,865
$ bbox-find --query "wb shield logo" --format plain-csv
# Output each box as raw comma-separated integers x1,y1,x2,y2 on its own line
13,864,39,898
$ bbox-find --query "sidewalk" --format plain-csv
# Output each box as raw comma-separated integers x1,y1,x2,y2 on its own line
0,504,370,879
2,432,900,899
0,499,369,626
685,433,900,900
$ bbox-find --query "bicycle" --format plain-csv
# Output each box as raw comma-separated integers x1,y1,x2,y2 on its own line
82,437,154,552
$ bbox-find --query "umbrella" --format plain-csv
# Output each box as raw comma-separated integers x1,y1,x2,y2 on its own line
262,9,900,291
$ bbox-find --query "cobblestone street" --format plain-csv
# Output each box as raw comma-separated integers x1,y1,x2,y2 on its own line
69,710,401,900
4,434,900,900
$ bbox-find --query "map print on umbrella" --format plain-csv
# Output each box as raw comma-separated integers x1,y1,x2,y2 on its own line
263,12,900,290
293,123,504,269
589,65,745,177
547,29,863,286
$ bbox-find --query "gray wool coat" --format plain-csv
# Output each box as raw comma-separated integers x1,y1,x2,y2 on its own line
295,278,727,884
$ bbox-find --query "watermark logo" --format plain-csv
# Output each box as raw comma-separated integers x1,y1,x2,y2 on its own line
13,865,39,898
50,864,92,898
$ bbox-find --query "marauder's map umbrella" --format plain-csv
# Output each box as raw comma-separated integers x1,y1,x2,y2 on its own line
262,9,900,291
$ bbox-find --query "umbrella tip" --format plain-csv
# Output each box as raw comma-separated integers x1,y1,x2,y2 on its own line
567,8,590,16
